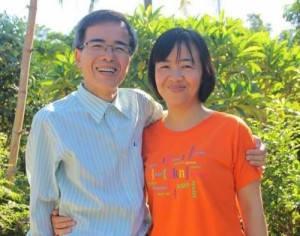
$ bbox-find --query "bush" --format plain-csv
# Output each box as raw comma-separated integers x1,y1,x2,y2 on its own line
0,6,299,235
0,133,29,235
249,99,300,235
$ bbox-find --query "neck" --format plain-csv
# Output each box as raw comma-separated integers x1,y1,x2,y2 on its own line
83,83,117,102
163,102,212,131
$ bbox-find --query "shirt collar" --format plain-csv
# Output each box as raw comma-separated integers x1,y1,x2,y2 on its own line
113,89,132,120
76,84,131,123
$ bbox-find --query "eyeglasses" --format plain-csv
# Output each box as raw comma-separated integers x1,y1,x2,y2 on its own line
79,40,132,55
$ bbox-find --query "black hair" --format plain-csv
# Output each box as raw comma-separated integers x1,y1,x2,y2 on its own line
148,27,216,102
74,9,138,55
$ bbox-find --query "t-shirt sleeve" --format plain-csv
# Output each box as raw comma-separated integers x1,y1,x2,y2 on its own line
233,118,262,190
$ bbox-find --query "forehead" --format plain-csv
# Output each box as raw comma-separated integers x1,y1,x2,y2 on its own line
167,43,199,62
84,21,130,43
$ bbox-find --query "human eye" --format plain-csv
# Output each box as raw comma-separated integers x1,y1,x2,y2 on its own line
182,64,193,69
114,45,128,54
181,60,194,69
157,62,169,70
89,42,105,50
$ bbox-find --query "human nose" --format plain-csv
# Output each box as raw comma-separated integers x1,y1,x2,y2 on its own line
170,68,183,80
104,45,114,53
101,45,114,59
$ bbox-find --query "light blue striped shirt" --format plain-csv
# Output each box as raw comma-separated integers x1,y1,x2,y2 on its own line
26,84,163,236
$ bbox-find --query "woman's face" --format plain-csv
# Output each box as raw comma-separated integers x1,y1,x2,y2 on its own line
155,43,203,108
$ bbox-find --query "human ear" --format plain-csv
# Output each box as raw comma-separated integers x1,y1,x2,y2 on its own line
75,49,82,68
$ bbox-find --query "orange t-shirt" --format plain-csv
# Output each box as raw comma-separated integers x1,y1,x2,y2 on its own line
142,111,262,236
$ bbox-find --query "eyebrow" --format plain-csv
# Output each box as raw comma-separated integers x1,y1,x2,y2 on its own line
159,58,194,63
87,38,129,46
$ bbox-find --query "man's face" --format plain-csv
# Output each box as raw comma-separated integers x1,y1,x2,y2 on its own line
75,21,132,101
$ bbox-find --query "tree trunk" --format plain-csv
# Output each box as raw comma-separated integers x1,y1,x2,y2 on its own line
88,0,99,13
144,0,152,10
215,0,221,16
7,0,38,181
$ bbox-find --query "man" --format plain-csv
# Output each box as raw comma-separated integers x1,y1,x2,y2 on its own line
26,10,266,236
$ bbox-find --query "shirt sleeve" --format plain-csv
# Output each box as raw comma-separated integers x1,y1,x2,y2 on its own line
136,90,164,127
233,118,262,190
26,111,61,235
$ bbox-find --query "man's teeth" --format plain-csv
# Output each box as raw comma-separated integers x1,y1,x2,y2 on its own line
96,67,116,72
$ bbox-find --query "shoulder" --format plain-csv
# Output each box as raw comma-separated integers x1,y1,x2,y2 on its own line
118,88,160,111
213,111,248,127
119,88,154,101
213,112,253,143
143,118,162,134
33,92,77,124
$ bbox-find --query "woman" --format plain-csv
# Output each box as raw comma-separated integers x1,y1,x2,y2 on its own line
51,28,268,235
142,27,267,235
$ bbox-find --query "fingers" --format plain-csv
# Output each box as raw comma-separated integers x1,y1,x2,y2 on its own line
259,142,267,153
52,215,74,225
52,208,59,216
246,143,268,168
54,227,72,235
253,135,262,148
247,147,267,156
248,160,266,167
51,214,75,235
246,153,267,166
252,135,268,153
252,166,266,174
247,153,266,167
53,220,74,235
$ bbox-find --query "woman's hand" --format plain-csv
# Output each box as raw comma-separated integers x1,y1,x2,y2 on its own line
51,209,76,236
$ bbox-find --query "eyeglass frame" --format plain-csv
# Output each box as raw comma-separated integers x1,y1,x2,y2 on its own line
78,38,132,55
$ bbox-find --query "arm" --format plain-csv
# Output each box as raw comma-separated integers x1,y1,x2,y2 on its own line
246,135,267,167
237,180,268,236
51,209,75,235
26,113,61,235
136,89,164,126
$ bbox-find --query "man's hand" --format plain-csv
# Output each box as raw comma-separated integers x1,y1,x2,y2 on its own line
51,209,75,236
246,135,267,168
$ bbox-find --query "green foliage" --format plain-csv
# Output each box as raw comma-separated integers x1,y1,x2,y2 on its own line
247,13,272,33
42,49,82,100
0,133,29,235
283,0,300,45
0,13,58,146
124,5,169,93
0,6,299,235
249,100,300,235
283,0,300,29
0,13,26,145
32,26,74,79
